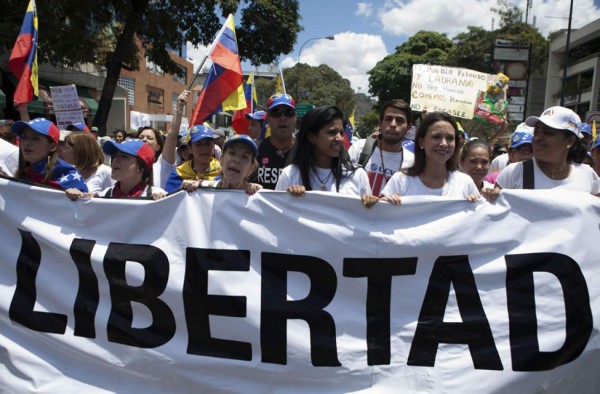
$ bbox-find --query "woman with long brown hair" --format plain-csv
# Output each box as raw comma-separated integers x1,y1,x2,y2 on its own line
61,131,112,193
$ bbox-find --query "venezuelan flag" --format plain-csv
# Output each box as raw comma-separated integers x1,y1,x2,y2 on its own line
231,72,258,134
9,0,38,105
343,109,355,149
191,14,246,126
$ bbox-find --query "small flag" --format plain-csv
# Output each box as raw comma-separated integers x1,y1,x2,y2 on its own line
343,108,355,149
9,0,38,105
190,15,246,126
274,68,286,95
231,72,258,135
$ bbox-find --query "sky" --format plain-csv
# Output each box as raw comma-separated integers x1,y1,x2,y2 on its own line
187,0,600,94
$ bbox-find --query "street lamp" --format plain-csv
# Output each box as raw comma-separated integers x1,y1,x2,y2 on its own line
296,36,335,103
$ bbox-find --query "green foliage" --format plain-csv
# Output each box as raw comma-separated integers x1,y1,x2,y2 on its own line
0,0,302,132
354,110,379,139
447,27,495,73
368,31,452,106
491,0,523,28
283,64,357,118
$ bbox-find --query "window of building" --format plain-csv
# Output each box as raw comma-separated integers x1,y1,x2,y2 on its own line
172,64,187,85
146,58,164,76
117,77,135,106
147,86,164,112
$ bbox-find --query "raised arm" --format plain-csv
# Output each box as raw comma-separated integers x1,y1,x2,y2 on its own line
162,90,190,165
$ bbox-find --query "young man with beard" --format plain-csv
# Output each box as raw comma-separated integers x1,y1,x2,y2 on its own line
348,99,415,196
255,94,297,189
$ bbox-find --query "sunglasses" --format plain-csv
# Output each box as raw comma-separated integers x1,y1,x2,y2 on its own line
269,109,295,119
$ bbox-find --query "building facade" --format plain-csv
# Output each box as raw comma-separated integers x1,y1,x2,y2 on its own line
545,18,600,123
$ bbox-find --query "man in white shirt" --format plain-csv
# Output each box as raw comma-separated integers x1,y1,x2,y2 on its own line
348,99,415,196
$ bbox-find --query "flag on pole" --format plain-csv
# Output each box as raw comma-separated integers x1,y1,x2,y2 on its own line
231,72,258,135
260,68,288,140
274,68,286,95
343,108,355,149
190,14,245,126
9,0,38,105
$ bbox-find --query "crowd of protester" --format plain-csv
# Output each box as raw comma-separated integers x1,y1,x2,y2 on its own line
1,91,599,206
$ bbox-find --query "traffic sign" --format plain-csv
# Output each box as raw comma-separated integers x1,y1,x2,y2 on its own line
295,104,315,117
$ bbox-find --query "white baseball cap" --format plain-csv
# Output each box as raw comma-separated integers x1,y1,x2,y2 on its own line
525,106,582,139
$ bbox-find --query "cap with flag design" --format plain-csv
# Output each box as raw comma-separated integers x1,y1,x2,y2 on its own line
268,94,295,110
103,139,155,171
188,124,215,143
66,122,90,132
510,130,534,149
580,123,592,136
245,110,267,122
525,106,582,139
11,118,60,144
223,134,258,157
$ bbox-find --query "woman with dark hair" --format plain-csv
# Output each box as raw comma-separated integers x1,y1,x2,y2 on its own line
381,111,479,205
460,139,493,191
275,105,377,207
488,106,600,197
137,126,164,160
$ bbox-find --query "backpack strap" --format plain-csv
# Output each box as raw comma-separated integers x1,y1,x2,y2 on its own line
358,137,379,168
522,159,534,190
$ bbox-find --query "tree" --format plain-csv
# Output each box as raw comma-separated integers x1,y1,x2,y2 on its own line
368,31,452,108
0,0,302,133
282,63,357,118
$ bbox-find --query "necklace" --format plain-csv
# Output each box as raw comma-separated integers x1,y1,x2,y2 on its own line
379,145,403,179
419,172,448,189
537,160,569,180
313,168,333,191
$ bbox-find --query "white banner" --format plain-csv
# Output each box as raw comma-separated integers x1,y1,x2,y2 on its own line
1,178,600,393
410,65,495,119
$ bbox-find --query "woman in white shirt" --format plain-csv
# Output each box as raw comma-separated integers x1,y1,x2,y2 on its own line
275,105,377,207
381,111,479,205
490,106,600,197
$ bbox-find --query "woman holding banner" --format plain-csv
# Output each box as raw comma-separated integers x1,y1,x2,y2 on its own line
275,105,378,207
484,106,600,199
380,111,480,204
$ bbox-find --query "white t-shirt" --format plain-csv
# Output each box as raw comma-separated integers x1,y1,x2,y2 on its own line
381,170,479,198
0,138,19,177
488,153,509,174
496,160,600,193
348,139,415,196
153,154,177,189
85,164,114,193
275,164,372,196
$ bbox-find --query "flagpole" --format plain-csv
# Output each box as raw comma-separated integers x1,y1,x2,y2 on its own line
186,54,209,91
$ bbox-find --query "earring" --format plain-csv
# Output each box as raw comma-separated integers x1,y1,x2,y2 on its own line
420,146,424,150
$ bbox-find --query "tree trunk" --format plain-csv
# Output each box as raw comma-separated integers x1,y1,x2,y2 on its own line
93,0,150,135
